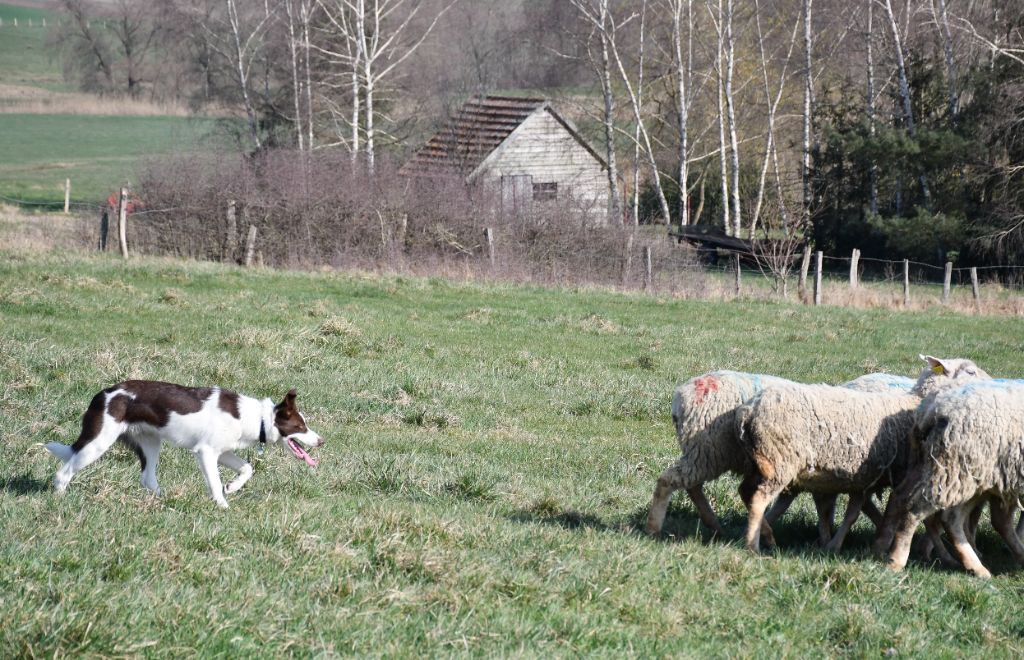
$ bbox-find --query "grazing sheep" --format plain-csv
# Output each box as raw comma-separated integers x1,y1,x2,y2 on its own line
736,356,989,554
646,370,916,540
883,381,1024,578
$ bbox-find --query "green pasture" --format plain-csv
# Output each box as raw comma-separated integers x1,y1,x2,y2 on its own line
2,237,1024,655
0,3,64,92
0,114,231,208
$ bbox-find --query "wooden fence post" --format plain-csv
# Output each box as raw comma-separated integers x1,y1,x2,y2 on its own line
813,250,823,306
621,232,634,287
942,262,952,304
484,227,495,268
970,267,980,313
63,178,70,214
849,248,860,288
799,247,812,301
98,208,108,251
117,187,129,258
643,245,653,291
903,259,910,307
224,200,237,262
244,225,258,267
734,253,742,296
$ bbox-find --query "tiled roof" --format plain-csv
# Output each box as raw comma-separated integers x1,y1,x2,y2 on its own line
402,95,547,177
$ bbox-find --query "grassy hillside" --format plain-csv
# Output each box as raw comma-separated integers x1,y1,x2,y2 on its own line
2,228,1024,655
0,4,232,208
0,114,231,207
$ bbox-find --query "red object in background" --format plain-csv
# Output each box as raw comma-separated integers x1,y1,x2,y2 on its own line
107,190,142,214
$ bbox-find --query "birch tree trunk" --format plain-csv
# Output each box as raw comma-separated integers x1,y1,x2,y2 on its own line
631,1,647,226
301,0,314,150
596,0,625,223
723,0,743,237
751,0,799,237
285,0,305,152
801,0,813,228
933,0,959,120
882,0,931,202
716,0,731,235
866,0,878,214
669,0,693,227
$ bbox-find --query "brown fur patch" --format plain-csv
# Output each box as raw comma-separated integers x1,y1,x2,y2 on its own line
218,389,241,419
274,389,308,436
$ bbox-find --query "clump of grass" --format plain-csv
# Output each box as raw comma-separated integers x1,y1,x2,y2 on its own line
159,288,185,305
443,473,496,501
319,316,361,337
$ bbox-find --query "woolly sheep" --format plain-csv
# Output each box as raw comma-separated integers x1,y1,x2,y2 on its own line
882,381,1024,578
736,356,989,554
646,370,916,540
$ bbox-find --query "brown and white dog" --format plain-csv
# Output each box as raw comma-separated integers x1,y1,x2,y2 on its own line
46,381,323,508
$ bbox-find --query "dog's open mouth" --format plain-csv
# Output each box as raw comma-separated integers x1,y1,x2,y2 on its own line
286,438,319,467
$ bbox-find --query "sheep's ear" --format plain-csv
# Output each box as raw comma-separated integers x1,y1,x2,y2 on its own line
921,355,948,375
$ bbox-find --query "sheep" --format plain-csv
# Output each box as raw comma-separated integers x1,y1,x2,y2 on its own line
736,356,989,554
645,370,916,541
882,381,1024,578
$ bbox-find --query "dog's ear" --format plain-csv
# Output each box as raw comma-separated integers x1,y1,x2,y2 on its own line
278,389,298,411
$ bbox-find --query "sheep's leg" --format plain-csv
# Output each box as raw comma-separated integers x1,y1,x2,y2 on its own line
686,486,724,537
942,501,992,578
922,514,959,568
1017,508,1024,540
874,468,922,558
739,475,775,550
967,498,985,558
991,498,1024,565
645,463,682,536
887,509,928,571
764,490,796,525
824,493,864,553
862,495,884,528
645,460,724,537
813,493,837,546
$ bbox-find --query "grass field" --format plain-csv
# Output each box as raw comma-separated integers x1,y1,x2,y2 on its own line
0,3,231,208
3,220,1024,655
0,114,231,208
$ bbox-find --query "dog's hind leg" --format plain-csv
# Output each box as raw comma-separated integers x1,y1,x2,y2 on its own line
220,451,253,495
133,435,162,495
195,447,229,508
53,415,127,494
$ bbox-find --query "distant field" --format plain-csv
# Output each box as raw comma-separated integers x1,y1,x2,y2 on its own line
0,113,232,207
3,224,1024,655
0,4,65,93
0,4,234,208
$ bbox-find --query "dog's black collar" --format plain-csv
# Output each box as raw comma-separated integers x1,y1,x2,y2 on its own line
259,419,267,445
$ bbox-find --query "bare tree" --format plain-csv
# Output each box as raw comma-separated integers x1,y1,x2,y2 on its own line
750,0,800,238
801,0,813,230
931,0,959,120
712,0,731,235
866,0,878,213
572,0,625,223
319,0,458,171
666,0,693,227
881,0,931,202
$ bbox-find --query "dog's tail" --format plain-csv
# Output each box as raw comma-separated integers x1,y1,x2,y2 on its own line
45,442,75,463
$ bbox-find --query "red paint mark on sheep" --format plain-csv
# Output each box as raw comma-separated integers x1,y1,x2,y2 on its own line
693,376,720,405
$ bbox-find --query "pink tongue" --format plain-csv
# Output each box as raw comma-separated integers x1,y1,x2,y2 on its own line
287,439,319,467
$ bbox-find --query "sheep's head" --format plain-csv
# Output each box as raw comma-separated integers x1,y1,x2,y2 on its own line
913,354,991,397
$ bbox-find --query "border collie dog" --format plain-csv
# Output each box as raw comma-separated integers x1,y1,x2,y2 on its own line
46,381,323,508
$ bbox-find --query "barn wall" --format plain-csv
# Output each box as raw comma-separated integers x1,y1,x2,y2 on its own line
477,110,609,222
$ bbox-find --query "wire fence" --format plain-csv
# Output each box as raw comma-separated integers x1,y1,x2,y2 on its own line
5,187,1023,315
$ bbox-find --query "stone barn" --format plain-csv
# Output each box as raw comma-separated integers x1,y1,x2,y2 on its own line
403,95,610,223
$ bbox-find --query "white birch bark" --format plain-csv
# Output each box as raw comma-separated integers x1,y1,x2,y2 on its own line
932,0,959,120
668,0,693,227
715,0,731,234
882,0,931,202
867,0,878,213
285,0,305,152
802,0,813,228
723,0,742,237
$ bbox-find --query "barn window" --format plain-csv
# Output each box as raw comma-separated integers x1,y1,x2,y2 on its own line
533,182,558,201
